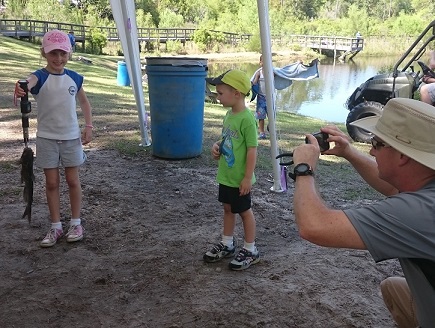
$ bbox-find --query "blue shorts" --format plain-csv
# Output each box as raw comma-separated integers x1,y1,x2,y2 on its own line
35,137,86,169
218,184,251,214
255,94,268,120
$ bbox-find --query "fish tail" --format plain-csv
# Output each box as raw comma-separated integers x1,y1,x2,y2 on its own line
22,203,31,223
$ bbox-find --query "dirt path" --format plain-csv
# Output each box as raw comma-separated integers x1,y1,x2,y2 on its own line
0,113,401,328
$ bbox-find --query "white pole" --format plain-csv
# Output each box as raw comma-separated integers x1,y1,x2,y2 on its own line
256,0,284,192
109,0,151,146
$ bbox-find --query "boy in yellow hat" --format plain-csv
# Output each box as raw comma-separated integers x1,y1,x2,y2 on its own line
204,70,260,270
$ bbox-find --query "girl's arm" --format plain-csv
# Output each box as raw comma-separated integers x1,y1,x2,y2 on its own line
77,87,93,145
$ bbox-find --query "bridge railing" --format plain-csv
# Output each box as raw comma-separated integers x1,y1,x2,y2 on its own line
0,19,362,53
98,26,251,45
0,19,251,46
0,19,86,41
272,34,364,51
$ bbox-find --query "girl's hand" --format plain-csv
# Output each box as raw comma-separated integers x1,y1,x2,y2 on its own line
14,81,25,98
81,126,93,145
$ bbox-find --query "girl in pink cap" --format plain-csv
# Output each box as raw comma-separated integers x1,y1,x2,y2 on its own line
14,29,93,247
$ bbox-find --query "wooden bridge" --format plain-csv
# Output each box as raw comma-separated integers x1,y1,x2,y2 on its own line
0,19,251,49
272,34,364,60
0,19,363,59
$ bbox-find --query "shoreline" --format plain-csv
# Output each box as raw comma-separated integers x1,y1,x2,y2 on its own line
179,50,308,62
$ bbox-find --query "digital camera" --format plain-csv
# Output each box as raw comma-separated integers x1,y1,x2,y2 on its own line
305,132,330,152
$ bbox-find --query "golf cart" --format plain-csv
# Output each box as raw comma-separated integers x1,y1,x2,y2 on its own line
345,20,435,143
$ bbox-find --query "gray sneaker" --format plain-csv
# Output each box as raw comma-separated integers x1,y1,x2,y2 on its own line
229,247,260,270
203,242,235,263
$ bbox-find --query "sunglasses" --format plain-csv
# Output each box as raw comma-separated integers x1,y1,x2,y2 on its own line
370,136,390,150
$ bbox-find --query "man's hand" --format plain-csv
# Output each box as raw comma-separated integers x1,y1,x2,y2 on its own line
293,134,320,171
320,125,353,159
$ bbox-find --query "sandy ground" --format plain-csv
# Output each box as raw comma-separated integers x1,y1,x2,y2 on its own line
0,126,402,328
0,50,401,328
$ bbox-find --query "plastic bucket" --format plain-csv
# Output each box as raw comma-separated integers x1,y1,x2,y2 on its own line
117,61,130,86
146,57,208,159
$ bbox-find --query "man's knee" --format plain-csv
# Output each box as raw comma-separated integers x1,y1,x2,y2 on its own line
380,277,418,328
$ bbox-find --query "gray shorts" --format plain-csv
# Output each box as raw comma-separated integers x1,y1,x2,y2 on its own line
35,137,86,169
427,83,435,103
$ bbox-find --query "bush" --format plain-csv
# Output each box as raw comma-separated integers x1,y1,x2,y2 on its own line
193,28,226,52
246,33,261,52
166,40,185,55
192,28,212,52
86,28,108,55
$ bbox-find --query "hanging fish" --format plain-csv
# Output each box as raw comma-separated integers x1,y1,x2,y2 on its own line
20,147,34,223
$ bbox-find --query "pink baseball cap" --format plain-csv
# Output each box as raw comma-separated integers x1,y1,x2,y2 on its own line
42,30,71,53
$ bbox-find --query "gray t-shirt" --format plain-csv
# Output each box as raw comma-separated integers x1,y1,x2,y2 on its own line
344,179,435,327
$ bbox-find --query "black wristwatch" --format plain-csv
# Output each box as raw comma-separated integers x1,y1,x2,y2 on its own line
289,163,314,180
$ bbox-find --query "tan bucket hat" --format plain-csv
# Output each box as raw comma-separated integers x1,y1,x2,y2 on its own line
351,98,435,170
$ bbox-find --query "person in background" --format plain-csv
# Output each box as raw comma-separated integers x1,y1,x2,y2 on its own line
355,31,363,48
67,30,76,60
420,50,435,106
203,69,260,271
251,55,269,139
291,98,435,327
14,30,93,247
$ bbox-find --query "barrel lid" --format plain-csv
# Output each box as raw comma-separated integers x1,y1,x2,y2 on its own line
145,57,207,67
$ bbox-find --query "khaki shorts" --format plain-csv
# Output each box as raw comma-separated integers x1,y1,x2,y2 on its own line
35,137,86,169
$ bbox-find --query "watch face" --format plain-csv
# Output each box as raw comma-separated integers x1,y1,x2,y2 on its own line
295,163,310,174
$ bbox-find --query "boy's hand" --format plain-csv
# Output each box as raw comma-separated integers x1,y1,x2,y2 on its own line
211,142,221,160
239,177,252,196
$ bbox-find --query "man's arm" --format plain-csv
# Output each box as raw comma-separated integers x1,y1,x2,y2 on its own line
292,139,366,249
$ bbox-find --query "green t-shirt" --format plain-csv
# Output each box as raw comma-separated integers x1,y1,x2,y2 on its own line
217,108,258,187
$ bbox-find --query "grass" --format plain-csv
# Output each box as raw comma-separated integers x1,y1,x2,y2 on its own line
0,35,379,200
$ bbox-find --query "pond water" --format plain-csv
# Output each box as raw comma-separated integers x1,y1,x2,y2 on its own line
207,56,398,123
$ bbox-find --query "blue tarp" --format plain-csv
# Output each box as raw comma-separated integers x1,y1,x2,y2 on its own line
251,58,319,101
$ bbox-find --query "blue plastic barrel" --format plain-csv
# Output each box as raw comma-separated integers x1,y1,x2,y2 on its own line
117,61,130,86
146,57,207,159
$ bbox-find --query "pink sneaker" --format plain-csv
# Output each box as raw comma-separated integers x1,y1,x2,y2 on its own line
40,228,64,248
66,224,84,243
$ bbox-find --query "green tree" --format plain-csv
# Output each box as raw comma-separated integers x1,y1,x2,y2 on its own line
157,0,206,24
288,0,326,19
158,8,184,28
411,0,435,21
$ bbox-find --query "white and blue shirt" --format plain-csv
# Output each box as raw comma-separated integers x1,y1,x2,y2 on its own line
30,68,83,140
